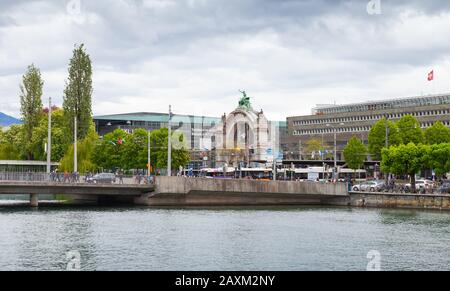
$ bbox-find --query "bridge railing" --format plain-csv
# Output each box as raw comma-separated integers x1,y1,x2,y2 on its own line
0,171,153,185
0,171,49,182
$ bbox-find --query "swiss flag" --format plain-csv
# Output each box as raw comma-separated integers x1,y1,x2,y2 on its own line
117,138,123,145
427,70,434,81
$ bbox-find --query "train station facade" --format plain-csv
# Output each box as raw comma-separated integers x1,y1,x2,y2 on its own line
94,94,287,170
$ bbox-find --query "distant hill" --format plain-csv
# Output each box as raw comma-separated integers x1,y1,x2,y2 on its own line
0,112,21,126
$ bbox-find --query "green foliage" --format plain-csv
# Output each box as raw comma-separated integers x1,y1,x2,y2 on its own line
304,138,331,160
150,128,190,171
63,43,93,141
122,128,149,170
381,143,428,193
59,123,98,172
368,117,401,161
424,121,450,145
30,109,70,162
343,136,367,171
91,129,129,170
425,143,450,177
19,64,44,160
0,125,24,160
397,114,424,145
91,127,190,172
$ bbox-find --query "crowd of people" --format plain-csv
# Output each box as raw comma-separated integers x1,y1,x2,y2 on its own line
49,170,80,183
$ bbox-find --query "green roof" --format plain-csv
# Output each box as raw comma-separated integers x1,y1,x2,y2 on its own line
94,112,221,124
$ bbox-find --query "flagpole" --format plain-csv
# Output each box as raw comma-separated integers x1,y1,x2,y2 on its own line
433,70,436,95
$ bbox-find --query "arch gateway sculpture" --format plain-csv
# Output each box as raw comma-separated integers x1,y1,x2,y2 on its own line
203,90,281,168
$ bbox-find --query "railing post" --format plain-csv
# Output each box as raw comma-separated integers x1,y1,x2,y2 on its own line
30,194,39,207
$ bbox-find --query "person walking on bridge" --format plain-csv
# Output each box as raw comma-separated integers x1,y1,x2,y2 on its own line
118,170,124,184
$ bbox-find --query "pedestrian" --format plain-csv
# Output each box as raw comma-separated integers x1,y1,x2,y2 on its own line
118,170,124,184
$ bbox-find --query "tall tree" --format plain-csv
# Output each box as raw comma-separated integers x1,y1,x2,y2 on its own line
368,117,401,161
424,121,450,145
426,143,450,178
91,127,190,173
343,136,367,171
63,44,93,141
19,64,43,160
91,129,129,170
31,109,69,162
122,128,148,170
0,125,24,160
381,143,428,193
59,123,99,173
397,114,424,145
151,128,190,172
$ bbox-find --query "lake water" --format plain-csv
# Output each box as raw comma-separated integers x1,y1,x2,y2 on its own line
0,202,449,271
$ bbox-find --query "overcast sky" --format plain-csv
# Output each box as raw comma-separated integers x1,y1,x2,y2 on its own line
1,0,450,120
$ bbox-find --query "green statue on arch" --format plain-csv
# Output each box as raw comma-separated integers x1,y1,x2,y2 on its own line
238,90,252,110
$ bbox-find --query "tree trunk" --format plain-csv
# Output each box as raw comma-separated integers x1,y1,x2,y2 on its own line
410,174,416,193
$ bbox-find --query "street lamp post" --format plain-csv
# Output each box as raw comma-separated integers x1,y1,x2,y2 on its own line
334,129,337,178
148,129,151,179
167,105,172,177
321,131,325,181
272,154,277,181
326,122,345,181
74,115,77,174
385,115,389,184
46,97,52,176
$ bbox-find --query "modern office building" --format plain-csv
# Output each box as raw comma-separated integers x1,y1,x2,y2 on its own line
285,93,450,167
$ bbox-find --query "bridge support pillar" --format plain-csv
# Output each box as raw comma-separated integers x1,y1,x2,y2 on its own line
30,194,39,207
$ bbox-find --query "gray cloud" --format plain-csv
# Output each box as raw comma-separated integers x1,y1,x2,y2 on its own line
1,0,450,120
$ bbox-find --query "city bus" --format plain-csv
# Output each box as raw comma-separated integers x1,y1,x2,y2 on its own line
200,166,367,181
278,167,367,182
337,168,367,181
239,167,272,180
200,167,235,178
200,167,273,180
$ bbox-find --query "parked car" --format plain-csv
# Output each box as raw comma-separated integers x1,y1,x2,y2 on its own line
352,180,385,192
404,179,433,191
86,173,116,184
437,181,450,194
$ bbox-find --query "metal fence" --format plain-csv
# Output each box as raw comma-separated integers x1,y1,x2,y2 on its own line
0,171,153,185
0,171,49,182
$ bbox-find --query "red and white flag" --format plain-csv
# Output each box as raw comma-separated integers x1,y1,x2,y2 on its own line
427,70,434,81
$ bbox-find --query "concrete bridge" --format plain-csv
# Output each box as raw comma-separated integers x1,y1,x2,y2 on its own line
0,177,348,207
0,181,154,206
140,177,348,206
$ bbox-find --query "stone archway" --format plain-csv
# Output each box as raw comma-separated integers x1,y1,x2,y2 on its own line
212,106,270,167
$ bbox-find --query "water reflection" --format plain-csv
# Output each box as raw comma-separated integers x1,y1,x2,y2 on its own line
0,204,449,270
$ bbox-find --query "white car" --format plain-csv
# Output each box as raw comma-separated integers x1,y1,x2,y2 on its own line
352,180,385,192
405,179,433,191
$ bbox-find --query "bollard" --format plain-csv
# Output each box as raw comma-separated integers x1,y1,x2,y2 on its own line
30,194,39,207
